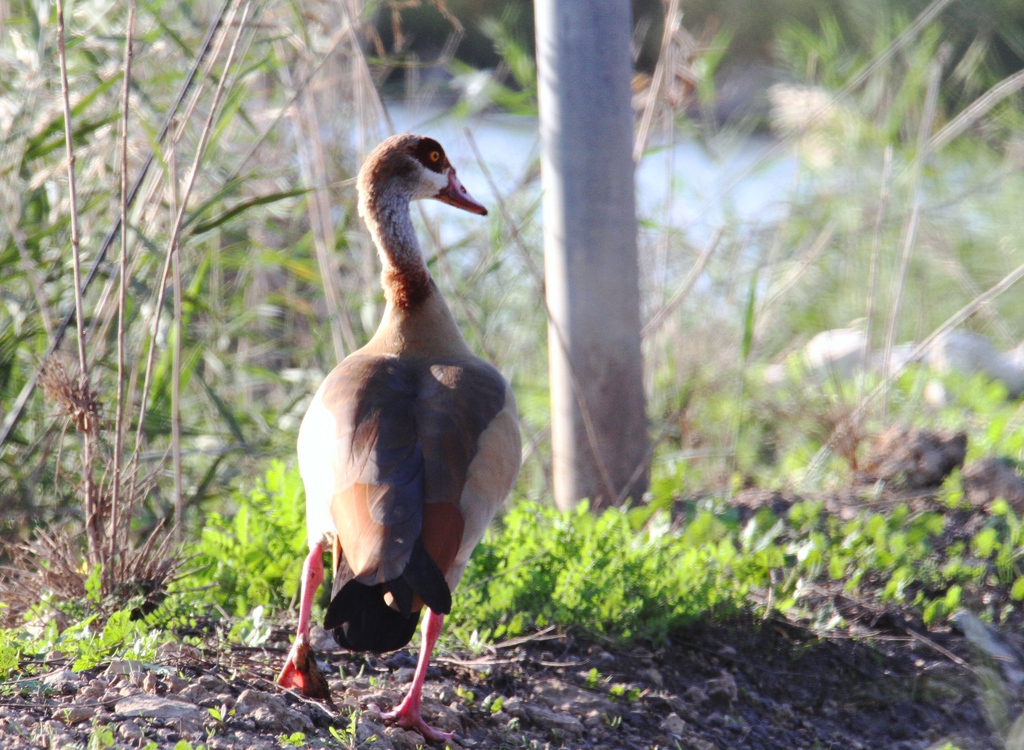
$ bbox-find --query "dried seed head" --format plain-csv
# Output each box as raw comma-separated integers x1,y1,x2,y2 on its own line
39,358,102,434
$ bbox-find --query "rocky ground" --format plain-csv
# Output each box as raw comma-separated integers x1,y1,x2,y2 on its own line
0,610,1017,750
3,428,1022,750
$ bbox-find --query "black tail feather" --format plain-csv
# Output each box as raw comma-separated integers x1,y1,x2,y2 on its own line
324,580,420,653
324,536,452,653
401,537,452,615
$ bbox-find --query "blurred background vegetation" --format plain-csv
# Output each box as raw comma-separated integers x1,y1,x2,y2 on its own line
1,0,1024,643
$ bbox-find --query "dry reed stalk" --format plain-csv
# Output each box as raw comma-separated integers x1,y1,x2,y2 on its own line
633,0,681,162
130,1,252,490
0,517,181,628
930,67,1024,152
340,0,394,139
170,2,242,147
0,0,235,452
38,360,103,437
928,238,1013,344
226,26,348,184
754,219,839,337
55,0,103,563
862,144,893,394
170,122,184,544
642,228,723,340
293,71,356,360
110,0,136,581
881,51,946,420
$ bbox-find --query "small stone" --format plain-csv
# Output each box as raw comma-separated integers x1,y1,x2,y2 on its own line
214,693,236,711
525,704,585,734
682,686,707,706
234,689,313,734
310,624,343,652
690,739,720,750
164,673,189,694
641,668,664,688
387,727,426,749
963,457,1024,514
143,672,161,694
118,721,145,741
771,701,796,723
115,693,203,733
357,718,395,748
861,426,966,488
198,674,226,691
44,650,65,662
661,712,686,736
53,704,96,724
178,683,213,704
394,667,416,684
705,672,738,705
42,669,82,694
76,684,101,704
501,696,528,720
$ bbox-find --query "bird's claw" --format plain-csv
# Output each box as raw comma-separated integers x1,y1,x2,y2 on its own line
276,637,331,701
382,705,457,744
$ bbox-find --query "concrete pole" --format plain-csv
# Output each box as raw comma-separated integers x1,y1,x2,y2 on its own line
536,0,649,511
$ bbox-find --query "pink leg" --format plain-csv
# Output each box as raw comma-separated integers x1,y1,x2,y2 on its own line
382,608,454,742
277,543,330,699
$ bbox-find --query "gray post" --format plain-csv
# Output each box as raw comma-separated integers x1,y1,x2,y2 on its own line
536,0,649,511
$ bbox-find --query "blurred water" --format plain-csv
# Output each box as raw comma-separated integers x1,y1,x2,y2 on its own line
388,101,798,248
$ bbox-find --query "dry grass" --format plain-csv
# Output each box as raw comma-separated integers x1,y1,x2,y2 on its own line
0,523,181,628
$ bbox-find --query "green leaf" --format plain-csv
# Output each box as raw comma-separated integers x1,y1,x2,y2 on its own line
1012,576,1024,601
189,188,308,235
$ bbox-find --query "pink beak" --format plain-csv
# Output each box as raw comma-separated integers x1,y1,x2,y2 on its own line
437,169,488,216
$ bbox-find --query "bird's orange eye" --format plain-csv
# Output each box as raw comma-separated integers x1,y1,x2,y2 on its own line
429,151,440,162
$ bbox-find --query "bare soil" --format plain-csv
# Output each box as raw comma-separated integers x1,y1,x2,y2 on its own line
0,611,1013,750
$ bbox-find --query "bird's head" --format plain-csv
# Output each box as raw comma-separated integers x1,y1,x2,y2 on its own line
358,133,488,217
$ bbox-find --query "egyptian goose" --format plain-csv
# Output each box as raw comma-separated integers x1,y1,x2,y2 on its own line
277,134,521,742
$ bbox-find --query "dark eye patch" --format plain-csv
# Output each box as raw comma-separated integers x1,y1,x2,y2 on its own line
410,137,447,174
